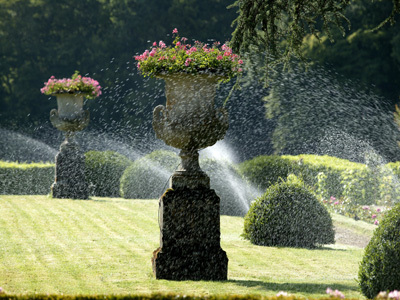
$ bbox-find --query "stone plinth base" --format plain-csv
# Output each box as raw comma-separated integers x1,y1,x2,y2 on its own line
52,181,89,199
152,187,228,281
51,140,88,200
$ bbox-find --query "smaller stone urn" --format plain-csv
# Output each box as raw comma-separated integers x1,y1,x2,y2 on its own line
50,93,90,199
151,73,229,281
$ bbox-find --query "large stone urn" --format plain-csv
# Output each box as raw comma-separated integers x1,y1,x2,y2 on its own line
151,73,229,280
50,93,89,199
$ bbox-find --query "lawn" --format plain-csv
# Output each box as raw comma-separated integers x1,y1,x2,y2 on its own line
0,195,375,298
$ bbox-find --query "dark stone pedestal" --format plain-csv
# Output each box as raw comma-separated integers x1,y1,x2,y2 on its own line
152,187,228,280
51,139,88,199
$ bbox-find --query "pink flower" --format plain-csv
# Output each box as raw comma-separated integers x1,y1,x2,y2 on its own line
153,41,157,46
326,288,345,299
363,206,370,210
330,196,336,201
372,214,377,219
181,37,188,42
376,208,382,212
374,220,379,225
159,40,166,49
389,290,400,300
176,41,181,46
184,58,192,66
334,201,339,205
186,46,197,54
216,55,223,60
172,28,178,34
238,59,244,64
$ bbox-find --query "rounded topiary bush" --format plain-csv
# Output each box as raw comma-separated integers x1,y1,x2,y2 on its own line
120,150,180,199
200,158,255,216
243,174,335,248
85,151,132,197
237,155,297,192
358,203,400,299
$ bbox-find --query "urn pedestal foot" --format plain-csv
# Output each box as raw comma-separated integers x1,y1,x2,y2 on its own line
152,188,228,281
51,137,89,200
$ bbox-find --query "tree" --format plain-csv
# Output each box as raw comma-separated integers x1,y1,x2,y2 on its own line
263,64,400,161
302,0,400,101
230,0,400,70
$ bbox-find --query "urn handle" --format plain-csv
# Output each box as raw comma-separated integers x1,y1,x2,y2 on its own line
152,105,167,136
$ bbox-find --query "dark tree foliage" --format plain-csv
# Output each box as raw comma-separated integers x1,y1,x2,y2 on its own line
302,0,400,101
0,0,236,134
230,0,400,68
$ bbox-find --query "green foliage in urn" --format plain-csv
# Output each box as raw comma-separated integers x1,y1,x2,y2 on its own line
243,174,335,248
358,203,400,299
85,151,132,197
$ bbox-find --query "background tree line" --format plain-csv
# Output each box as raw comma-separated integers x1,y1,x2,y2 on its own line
1,0,400,161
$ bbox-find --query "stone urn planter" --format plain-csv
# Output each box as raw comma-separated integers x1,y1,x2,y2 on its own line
50,93,90,199
151,73,229,280
41,71,101,200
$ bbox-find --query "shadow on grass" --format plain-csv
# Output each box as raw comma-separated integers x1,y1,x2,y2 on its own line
228,279,359,294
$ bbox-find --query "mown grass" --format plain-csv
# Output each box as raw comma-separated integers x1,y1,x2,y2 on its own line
0,195,373,298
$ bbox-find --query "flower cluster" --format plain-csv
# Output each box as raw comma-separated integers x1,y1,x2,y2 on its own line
134,28,243,82
321,196,385,225
326,287,345,299
40,71,102,99
377,290,400,300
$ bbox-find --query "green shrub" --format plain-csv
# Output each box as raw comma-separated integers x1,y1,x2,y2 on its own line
341,168,379,206
237,155,296,192
283,154,365,199
200,158,256,216
243,174,335,248
120,150,180,199
359,203,400,299
379,161,400,206
85,151,132,197
0,161,54,195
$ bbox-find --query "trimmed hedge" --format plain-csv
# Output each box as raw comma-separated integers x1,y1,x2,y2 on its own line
119,151,255,215
237,155,296,192
85,151,132,197
282,154,365,200
0,161,54,195
120,150,180,199
200,158,254,216
358,202,400,299
243,174,335,248
239,154,390,206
